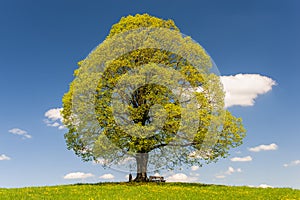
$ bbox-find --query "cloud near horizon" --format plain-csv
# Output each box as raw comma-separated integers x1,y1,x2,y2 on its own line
167,173,198,182
258,184,273,188
8,128,32,139
221,74,276,108
63,172,94,179
249,143,278,152
99,173,114,179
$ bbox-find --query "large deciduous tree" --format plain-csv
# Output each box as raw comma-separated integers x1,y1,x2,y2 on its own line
62,14,246,182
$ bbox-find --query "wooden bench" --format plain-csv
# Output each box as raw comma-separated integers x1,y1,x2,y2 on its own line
149,176,166,182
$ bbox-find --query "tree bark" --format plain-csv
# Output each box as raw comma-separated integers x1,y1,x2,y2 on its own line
134,153,149,182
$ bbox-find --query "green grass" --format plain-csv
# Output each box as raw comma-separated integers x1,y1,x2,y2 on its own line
0,182,299,200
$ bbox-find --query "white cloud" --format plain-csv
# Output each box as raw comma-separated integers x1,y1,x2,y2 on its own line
258,184,273,188
167,173,198,182
45,108,63,121
191,166,199,171
99,173,114,180
0,154,11,161
247,185,255,187
215,175,226,179
51,122,60,127
225,167,235,175
249,143,278,152
216,166,242,179
283,160,300,167
167,173,188,182
231,156,252,162
63,172,94,179
225,166,242,175
248,184,273,188
44,108,65,130
221,74,276,108
236,168,242,173
9,128,32,139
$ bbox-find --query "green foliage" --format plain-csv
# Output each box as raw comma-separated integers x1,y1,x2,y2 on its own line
107,13,179,38
1,183,299,200
62,14,246,171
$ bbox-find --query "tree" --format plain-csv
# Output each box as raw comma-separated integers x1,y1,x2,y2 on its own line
62,14,246,182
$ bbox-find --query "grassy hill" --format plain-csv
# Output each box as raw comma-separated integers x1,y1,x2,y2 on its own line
0,182,299,200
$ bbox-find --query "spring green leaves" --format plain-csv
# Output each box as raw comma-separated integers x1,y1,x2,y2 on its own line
62,14,245,171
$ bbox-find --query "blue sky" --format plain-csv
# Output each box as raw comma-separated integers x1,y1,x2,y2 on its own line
0,0,300,188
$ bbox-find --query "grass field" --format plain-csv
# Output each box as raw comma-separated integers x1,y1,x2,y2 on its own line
0,182,299,200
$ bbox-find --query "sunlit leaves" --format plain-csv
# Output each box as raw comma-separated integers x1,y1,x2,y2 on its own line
62,14,246,170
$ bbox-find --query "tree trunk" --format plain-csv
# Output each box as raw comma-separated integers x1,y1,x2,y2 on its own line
134,153,149,182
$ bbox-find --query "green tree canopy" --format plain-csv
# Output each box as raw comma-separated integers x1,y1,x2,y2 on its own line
62,14,246,182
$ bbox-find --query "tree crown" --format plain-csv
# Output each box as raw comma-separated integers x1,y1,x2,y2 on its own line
62,14,246,172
